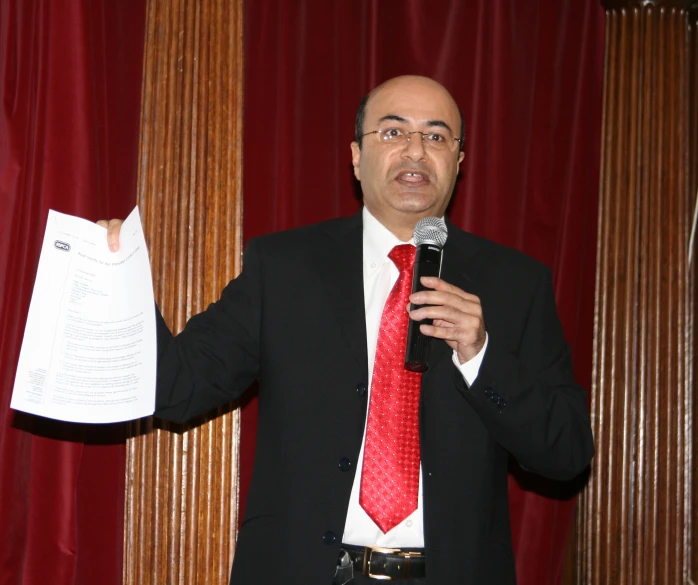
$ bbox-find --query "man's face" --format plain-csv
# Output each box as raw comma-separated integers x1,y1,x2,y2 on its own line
351,77,464,234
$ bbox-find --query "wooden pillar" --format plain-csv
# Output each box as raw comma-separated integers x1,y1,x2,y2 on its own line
572,2,696,584
691,5,698,584
123,1,244,584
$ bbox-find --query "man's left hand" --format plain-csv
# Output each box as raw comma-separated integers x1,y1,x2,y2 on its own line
408,276,486,364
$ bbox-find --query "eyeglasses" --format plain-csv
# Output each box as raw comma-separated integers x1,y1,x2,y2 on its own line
361,125,463,152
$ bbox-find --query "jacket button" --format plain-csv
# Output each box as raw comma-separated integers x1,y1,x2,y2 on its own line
338,457,351,471
322,531,336,545
356,382,367,396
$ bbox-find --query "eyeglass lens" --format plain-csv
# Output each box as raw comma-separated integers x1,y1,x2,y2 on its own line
378,126,457,150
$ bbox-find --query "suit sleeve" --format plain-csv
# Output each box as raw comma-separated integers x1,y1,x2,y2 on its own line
459,267,594,481
153,239,263,424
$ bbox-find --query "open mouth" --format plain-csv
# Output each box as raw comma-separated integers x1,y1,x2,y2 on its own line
396,171,430,187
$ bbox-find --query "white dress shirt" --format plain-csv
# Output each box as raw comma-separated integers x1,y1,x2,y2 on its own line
342,207,488,547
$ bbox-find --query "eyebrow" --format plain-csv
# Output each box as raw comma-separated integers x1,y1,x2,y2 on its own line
377,114,454,134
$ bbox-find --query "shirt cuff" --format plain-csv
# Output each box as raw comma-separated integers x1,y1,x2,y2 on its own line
451,333,489,387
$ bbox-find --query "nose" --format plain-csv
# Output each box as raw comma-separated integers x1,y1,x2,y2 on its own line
401,132,428,162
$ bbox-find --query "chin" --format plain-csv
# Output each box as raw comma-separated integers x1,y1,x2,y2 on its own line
391,196,441,216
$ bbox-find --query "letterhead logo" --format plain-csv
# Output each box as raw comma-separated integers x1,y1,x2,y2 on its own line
54,240,71,252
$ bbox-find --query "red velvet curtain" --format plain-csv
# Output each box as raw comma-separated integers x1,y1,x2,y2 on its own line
242,2,605,584
1,2,604,583
0,2,145,584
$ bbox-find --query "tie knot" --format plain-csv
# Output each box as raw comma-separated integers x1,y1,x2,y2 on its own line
389,244,416,274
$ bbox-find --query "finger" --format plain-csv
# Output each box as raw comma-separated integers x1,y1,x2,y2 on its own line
417,276,479,302
431,318,456,329
409,291,482,316
420,277,475,302
419,322,486,363
418,321,477,344
419,322,456,339
106,219,124,252
410,305,481,328
419,318,485,342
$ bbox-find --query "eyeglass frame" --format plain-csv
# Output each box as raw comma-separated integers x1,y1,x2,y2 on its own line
360,126,463,152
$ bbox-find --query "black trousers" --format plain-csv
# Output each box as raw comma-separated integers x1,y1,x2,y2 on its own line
332,573,426,585
332,562,427,585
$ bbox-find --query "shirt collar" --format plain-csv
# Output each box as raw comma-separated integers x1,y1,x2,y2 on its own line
362,207,447,258
362,207,412,269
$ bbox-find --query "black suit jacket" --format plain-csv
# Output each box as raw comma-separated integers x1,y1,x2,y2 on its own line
154,212,594,585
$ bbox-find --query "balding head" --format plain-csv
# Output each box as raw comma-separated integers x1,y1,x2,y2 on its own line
355,76,464,151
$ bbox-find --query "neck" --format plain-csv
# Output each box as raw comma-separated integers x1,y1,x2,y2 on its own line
390,224,415,242
363,205,447,242
363,209,416,242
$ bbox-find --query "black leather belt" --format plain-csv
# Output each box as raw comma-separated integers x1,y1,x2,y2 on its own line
340,544,426,580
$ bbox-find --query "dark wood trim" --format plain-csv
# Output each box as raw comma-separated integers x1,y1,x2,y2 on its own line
602,0,693,10
123,1,244,584
689,4,698,583
570,4,695,584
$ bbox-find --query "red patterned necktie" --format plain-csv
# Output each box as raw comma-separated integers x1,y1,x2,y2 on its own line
360,243,422,533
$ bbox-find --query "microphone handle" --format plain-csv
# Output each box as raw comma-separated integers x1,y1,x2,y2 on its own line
405,244,443,372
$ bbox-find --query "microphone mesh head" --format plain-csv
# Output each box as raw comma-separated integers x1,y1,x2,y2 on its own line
413,217,448,247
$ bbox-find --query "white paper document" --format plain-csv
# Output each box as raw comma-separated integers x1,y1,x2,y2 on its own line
11,207,156,423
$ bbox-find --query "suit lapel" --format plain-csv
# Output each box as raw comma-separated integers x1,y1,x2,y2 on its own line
315,213,369,381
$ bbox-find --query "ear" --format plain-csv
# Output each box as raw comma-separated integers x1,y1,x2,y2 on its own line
457,151,464,166
350,141,361,181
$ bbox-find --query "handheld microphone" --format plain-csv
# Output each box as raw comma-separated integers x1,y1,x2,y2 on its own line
405,217,448,372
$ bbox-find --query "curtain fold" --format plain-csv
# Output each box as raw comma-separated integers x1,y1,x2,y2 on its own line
0,2,145,584
242,2,604,583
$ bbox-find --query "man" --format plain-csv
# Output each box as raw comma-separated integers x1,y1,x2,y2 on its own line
102,75,594,584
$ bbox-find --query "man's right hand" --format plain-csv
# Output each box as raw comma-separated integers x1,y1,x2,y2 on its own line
96,219,124,252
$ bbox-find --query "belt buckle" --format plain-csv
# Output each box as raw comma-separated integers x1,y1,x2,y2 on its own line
362,545,400,581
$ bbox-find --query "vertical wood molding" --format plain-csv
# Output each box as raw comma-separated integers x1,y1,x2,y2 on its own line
574,2,695,584
689,6,698,583
123,1,244,584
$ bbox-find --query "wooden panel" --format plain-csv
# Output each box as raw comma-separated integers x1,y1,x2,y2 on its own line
602,0,694,8
123,0,244,584
571,3,695,584
689,6,698,584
